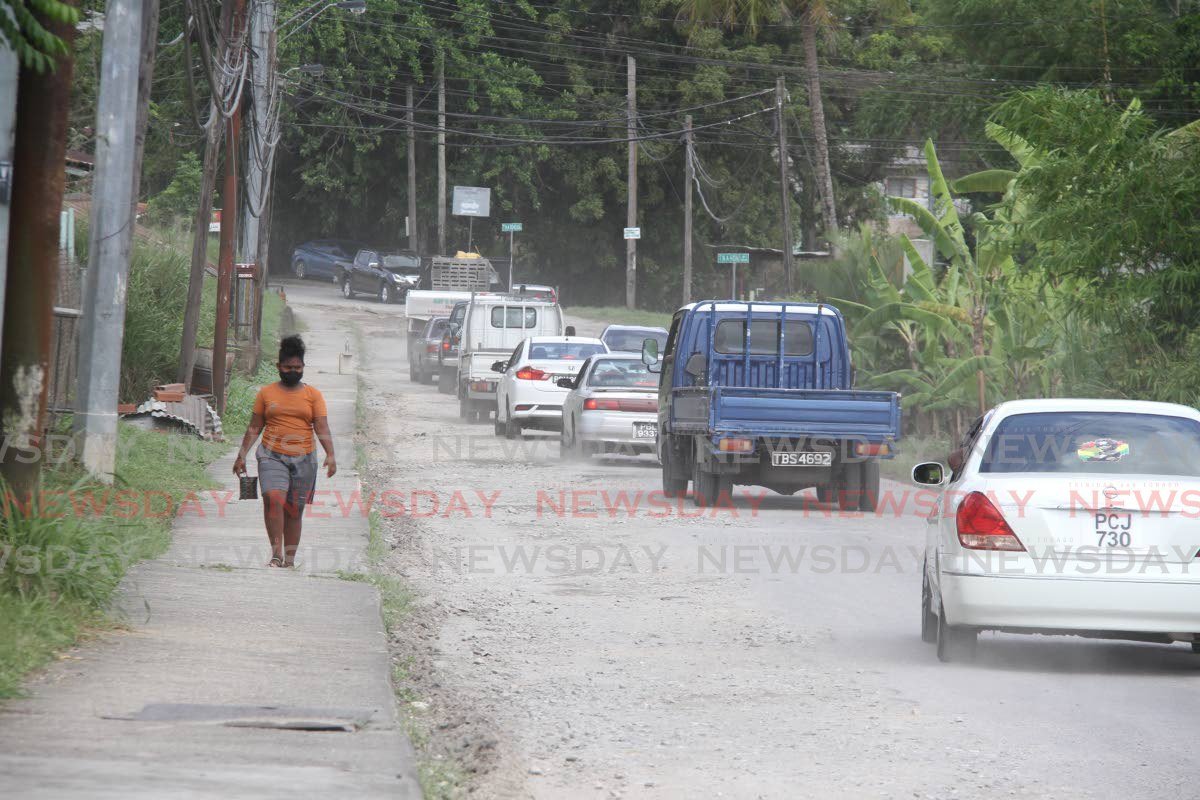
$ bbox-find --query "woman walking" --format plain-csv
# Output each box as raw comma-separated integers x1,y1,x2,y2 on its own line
233,335,337,567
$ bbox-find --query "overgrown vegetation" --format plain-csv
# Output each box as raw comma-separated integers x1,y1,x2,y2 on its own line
0,229,285,697
567,306,672,329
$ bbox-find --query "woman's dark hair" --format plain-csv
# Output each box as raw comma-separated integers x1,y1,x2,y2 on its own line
278,334,306,364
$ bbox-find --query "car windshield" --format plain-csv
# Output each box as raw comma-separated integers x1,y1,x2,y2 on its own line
427,320,448,338
383,255,420,274
604,329,667,353
979,411,1200,476
586,359,658,389
528,342,607,361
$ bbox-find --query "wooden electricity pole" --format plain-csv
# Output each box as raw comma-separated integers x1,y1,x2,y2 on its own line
437,59,447,255
625,54,637,310
776,76,795,295
407,83,418,253
682,114,693,306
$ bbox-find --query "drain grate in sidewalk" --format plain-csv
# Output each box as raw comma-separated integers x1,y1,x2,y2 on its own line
104,703,378,732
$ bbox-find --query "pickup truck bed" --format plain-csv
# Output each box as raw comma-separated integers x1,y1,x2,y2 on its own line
672,386,900,439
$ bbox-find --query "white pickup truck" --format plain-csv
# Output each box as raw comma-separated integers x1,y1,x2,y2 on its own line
456,296,565,422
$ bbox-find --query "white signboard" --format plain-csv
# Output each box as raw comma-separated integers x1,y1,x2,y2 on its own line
452,186,491,217
623,227,641,240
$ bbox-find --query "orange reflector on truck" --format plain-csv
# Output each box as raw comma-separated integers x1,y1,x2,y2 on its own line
718,438,754,453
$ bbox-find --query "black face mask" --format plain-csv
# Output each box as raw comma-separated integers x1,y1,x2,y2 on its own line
279,369,303,387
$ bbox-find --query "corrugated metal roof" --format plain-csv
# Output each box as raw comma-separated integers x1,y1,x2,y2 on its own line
123,395,224,440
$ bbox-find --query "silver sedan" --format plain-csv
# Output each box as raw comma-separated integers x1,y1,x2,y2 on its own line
559,354,659,459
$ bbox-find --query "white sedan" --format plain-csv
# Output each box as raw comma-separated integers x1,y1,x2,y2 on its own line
559,354,660,459
492,336,608,438
913,398,1200,662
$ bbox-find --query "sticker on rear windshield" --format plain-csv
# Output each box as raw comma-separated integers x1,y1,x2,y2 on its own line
1077,438,1129,462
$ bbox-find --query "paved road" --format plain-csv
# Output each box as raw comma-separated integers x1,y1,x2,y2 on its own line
284,277,1200,800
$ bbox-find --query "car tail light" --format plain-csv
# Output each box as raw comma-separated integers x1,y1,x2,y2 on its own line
718,438,754,453
441,340,450,351
854,442,890,456
584,398,618,411
515,367,547,381
956,492,1024,551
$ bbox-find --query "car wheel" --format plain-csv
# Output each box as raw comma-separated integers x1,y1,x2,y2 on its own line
837,463,863,512
408,358,418,381
504,405,521,439
341,278,355,299
494,411,506,436
921,566,938,645
660,442,688,498
860,460,880,512
936,607,977,663
378,282,392,304
294,260,306,280
438,367,454,395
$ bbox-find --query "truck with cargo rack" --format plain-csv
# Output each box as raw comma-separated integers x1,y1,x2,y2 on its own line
644,301,901,509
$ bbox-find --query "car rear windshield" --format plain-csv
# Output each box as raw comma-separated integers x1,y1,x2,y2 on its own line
382,255,420,273
491,307,538,328
587,359,658,388
713,319,814,356
980,412,1200,475
528,343,606,360
604,330,667,353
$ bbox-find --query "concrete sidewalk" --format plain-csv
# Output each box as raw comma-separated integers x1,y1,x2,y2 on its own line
0,307,421,798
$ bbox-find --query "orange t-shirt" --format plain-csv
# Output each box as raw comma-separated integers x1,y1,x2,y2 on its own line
253,383,328,456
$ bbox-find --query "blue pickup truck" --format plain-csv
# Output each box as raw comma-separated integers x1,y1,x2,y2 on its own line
643,301,901,510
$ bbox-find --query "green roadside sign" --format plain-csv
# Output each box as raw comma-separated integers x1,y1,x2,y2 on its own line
716,252,750,264
502,222,523,232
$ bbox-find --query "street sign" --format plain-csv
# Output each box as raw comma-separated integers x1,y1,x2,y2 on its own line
452,186,491,217
502,222,523,232
624,227,641,240
209,209,221,233
716,252,750,264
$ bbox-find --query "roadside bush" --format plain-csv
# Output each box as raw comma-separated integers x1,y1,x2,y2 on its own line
146,151,202,226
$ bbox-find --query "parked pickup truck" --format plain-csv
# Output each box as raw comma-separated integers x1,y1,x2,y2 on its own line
645,301,901,510
456,296,564,422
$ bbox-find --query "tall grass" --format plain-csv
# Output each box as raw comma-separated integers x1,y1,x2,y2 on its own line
566,305,671,329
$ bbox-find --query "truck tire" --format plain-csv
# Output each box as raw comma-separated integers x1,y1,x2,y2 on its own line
660,441,688,498
408,357,418,381
438,367,454,394
459,393,470,420
860,460,880,513
692,460,731,508
816,485,834,505
837,463,863,512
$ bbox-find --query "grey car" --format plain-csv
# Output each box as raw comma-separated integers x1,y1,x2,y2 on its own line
599,324,669,355
409,317,450,384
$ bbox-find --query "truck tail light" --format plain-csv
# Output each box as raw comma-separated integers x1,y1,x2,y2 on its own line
956,492,1024,551
854,442,890,456
718,438,754,453
515,367,547,381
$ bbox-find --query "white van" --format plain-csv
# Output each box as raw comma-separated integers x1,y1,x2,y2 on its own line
456,297,565,421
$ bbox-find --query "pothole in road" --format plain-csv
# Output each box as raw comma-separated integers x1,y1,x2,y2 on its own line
104,703,377,733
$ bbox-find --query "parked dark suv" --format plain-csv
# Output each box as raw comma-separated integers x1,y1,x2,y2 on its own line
339,249,422,304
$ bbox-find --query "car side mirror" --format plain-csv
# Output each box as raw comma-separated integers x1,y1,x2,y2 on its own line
912,462,947,486
947,449,965,473
491,361,507,373
684,352,706,380
641,338,659,365
556,377,575,389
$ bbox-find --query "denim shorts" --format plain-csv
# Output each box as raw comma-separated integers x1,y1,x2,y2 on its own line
256,444,318,512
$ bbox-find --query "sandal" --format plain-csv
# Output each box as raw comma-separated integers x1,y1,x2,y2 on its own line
268,557,284,567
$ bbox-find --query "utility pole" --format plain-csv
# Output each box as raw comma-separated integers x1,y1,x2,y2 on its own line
248,0,276,363
0,49,17,366
213,0,248,416
407,83,418,252
776,76,795,296
625,54,637,310
0,1,77,496
178,113,223,386
75,0,146,481
131,0,160,217
437,58,446,255
179,0,235,385
682,114,693,306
